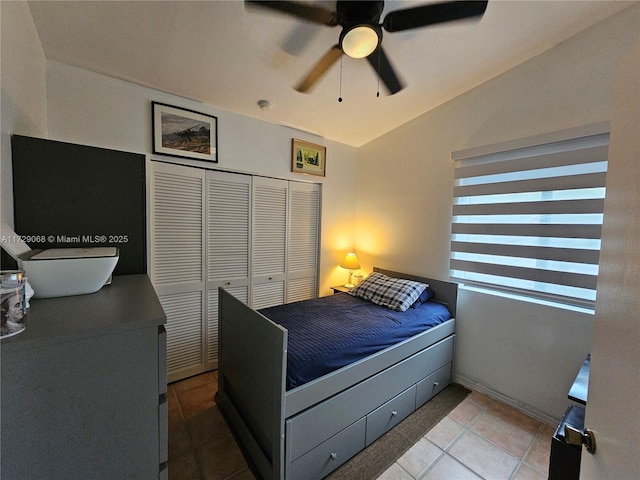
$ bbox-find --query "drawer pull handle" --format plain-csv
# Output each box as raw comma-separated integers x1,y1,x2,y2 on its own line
433,381,440,387
226,282,231,286
330,452,337,460
391,410,398,417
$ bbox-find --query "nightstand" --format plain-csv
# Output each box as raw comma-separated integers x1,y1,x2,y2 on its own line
331,285,353,294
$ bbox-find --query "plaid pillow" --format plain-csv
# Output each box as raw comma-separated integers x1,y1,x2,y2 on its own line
349,272,428,312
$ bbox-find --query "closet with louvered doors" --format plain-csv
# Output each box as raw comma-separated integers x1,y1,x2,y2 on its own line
150,161,321,382
251,177,321,309
150,162,206,382
286,181,321,303
251,176,288,309
205,171,251,371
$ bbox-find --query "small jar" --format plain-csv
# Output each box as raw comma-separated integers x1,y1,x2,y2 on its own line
1,270,27,338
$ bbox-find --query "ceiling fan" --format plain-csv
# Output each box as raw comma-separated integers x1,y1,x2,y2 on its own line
246,1,489,95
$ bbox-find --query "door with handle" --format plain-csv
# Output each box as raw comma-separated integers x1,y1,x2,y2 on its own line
580,40,640,480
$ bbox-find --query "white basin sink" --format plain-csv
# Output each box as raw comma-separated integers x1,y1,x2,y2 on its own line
18,247,119,298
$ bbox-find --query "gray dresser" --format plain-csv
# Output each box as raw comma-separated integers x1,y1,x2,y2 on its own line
1,274,168,479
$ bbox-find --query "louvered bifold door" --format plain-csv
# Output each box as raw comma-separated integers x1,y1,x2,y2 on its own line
286,181,321,303
251,176,288,309
205,171,251,369
150,162,205,382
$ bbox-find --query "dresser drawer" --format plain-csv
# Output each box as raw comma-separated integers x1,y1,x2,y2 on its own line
416,362,451,407
288,418,366,479
366,385,416,446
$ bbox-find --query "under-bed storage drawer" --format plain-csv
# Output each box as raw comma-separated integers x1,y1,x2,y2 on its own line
288,417,366,479
366,385,416,446
286,335,454,461
416,362,452,407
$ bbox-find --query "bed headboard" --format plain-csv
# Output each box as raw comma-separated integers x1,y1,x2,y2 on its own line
373,267,458,318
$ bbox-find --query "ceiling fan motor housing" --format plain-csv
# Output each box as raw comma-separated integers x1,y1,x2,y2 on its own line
337,0,384,24
337,1,384,58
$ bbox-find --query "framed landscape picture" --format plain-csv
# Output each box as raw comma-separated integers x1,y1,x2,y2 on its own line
291,139,326,177
152,102,217,162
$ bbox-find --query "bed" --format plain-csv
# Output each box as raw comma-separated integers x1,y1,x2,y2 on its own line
217,267,458,480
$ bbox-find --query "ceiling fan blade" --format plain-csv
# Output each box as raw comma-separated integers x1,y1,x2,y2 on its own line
383,1,488,33
246,1,338,26
281,24,322,56
295,45,343,92
366,46,405,95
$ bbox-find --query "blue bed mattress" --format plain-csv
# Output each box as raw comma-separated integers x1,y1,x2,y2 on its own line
258,293,451,390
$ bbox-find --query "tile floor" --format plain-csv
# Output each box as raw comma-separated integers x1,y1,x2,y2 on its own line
377,390,553,480
168,371,553,480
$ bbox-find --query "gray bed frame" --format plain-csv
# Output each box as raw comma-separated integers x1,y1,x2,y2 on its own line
217,267,458,479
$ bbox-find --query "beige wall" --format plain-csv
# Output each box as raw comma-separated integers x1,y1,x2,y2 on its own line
0,0,48,230
355,4,640,421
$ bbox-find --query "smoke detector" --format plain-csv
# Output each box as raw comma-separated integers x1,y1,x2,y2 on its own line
257,100,272,111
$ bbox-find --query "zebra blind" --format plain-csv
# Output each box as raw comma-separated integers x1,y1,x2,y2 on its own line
451,131,609,310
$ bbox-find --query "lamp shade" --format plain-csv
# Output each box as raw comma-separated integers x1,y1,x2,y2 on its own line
340,253,361,270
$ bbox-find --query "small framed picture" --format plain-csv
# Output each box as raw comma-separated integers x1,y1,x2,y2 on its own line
152,102,217,162
291,139,326,177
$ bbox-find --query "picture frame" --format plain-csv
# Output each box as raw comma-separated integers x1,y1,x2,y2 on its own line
291,139,326,177
152,102,217,162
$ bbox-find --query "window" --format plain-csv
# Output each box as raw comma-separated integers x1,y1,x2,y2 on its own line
450,127,609,312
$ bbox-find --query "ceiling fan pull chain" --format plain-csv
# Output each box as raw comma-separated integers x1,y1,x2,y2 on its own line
338,55,344,103
376,48,381,98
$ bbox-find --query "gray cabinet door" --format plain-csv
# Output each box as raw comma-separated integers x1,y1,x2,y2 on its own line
1,326,162,479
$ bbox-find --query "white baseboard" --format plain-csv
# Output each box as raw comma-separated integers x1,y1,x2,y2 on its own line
453,373,560,427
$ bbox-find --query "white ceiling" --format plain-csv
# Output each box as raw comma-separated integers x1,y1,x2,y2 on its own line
27,0,634,147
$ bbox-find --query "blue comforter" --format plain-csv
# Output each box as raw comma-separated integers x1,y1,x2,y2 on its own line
258,293,451,390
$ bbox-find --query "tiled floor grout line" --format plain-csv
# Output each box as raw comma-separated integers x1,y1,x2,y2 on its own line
508,422,551,480
507,422,544,480
177,371,254,480
421,395,546,480
414,450,448,480
173,381,215,480
464,398,550,480
446,398,494,480
414,397,495,480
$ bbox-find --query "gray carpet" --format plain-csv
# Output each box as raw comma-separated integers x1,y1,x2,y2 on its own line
325,383,470,480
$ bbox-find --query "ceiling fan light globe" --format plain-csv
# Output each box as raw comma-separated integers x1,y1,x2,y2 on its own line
341,25,379,59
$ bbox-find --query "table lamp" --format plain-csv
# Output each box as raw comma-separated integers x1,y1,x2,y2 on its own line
340,252,361,288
